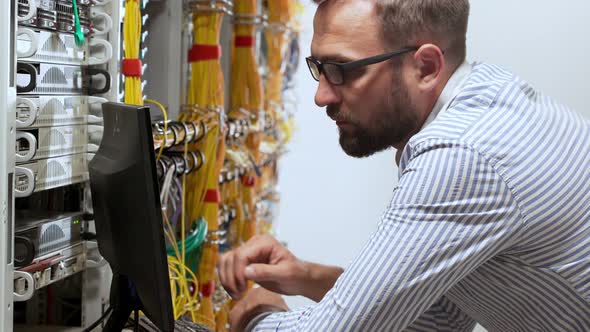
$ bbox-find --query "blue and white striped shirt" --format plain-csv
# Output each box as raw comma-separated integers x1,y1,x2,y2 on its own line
254,63,590,331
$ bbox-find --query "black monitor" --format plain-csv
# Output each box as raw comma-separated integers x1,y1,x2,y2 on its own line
88,102,174,332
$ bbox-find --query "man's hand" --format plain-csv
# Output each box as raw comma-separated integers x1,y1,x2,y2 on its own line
229,287,288,332
218,234,309,299
218,234,344,302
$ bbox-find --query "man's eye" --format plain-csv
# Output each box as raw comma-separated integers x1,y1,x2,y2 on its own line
347,67,366,78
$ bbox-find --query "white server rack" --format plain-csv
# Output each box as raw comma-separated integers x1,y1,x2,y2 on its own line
1,0,18,330
3,0,122,330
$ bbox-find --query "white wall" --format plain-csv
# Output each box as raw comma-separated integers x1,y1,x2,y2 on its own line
276,1,590,328
467,1,590,113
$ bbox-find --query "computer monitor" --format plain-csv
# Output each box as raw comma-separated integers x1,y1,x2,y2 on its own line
88,102,174,332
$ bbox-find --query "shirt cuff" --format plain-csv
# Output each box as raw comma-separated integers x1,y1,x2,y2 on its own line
244,311,284,332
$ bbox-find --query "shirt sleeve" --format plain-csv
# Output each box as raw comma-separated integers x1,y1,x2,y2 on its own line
253,141,524,331
405,296,477,332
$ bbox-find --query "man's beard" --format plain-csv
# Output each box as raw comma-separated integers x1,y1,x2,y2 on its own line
336,83,419,158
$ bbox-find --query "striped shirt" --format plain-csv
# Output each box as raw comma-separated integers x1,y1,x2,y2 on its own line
254,63,590,331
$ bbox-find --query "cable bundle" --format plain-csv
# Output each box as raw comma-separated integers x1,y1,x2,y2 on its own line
179,1,231,328
230,0,264,246
164,189,202,320
230,0,263,116
143,2,303,330
264,0,292,118
153,110,202,321
243,1,294,240
123,0,143,105
122,2,199,320
122,0,203,322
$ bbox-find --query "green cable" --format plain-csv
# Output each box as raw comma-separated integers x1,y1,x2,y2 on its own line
166,217,208,257
72,0,84,47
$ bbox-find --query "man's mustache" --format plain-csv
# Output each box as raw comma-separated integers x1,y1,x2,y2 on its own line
327,105,355,123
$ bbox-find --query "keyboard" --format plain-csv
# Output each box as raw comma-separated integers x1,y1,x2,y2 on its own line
126,315,216,332
174,318,216,332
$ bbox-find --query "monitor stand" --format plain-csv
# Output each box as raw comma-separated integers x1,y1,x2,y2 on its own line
103,274,143,332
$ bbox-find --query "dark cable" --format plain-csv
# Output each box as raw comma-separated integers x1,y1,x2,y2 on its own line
82,306,113,332
134,309,139,332
81,232,97,240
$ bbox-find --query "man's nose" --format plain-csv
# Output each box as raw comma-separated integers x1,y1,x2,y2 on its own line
314,75,340,107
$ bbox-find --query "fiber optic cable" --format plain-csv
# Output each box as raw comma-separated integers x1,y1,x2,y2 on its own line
123,0,143,105
145,99,168,161
183,2,228,328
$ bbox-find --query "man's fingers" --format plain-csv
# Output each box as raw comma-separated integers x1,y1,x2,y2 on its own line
218,253,228,291
220,253,240,298
231,235,279,292
244,263,284,282
220,235,288,299
240,234,276,263
234,254,248,294
224,253,238,297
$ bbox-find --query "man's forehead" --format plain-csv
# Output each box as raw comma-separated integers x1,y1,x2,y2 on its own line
314,0,374,8
313,0,376,32
311,0,383,59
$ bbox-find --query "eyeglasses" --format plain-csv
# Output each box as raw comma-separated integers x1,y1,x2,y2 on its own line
305,46,419,85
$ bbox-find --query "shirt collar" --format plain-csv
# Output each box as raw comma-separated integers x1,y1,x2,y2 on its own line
395,61,473,171
420,61,473,131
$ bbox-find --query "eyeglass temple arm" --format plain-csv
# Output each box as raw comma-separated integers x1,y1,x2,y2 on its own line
340,47,420,71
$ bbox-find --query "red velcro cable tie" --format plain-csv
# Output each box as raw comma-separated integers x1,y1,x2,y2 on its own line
122,58,142,77
188,44,222,62
201,281,215,297
235,36,255,47
241,175,256,187
204,189,221,203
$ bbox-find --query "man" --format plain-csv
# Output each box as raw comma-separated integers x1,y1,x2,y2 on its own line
219,0,590,331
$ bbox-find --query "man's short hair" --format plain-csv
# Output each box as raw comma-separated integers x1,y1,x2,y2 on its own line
314,0,470,66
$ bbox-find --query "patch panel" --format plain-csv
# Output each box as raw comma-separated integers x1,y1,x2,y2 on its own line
15,95,104,128
14,153,94,198
13,243,86,302
17,28,112,65
15,124,103,162
17,0,113,36
16,62,110,95
14,211,84,268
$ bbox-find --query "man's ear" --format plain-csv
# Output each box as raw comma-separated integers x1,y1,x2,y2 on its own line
413,44,445,91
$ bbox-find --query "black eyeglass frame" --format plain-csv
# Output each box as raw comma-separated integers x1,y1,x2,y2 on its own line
306,46,420,85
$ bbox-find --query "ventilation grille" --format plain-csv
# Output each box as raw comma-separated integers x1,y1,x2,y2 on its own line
37,98,85,126
42,34,67,54
35,155,89,191
42,98,68,115
46,129,67,146
33,33,81,64
36,127,87,158
41,160,68,179
41,67,68,86
38,224,67,256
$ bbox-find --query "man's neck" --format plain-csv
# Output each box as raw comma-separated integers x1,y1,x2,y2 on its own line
394,61,473,168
